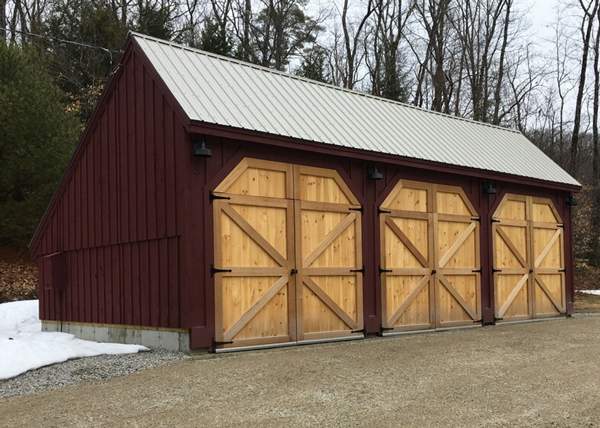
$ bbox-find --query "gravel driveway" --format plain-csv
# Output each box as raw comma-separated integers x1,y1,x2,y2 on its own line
0,350,188,399
2,317,600,427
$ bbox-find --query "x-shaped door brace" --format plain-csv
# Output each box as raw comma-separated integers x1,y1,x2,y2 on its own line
384,217,479,323
303,212,357,267
220,204,290,341
302,276,358,330
220,206,361,340
301,211,360,331
222,205,288,267
222,276,289,341
495,225,563,318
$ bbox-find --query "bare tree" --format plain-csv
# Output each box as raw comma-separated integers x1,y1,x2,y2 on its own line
341,0,376,89
492,0,512,124
570,0,599,175
451,0,507,122
592,4,600,180
414,0,451,112
550,8,577,165
365,0,415,100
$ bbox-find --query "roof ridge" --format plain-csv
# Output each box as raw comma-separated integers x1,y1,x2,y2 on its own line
130,31,522,136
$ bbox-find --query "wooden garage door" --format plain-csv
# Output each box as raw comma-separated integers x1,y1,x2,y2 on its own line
213,159,296,348
294,165,363,341
380,180,481,332
493,194,565,321
212,158,363,349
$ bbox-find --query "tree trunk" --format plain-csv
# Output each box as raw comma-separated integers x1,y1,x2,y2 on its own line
431,0,449,112
570,0,599,176
0,0,6,44
590,6,600,265
242,0,251,61
493,0,511,125
593,8,600,181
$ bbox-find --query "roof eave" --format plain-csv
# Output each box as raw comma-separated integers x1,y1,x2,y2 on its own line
188,120,582,193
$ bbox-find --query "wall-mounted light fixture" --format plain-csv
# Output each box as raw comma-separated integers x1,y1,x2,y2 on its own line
566,194,577,206
367,166,384,180
482,181,497,194
192,136,212,157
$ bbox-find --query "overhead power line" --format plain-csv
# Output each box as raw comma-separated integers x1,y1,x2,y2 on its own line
0,27,122,64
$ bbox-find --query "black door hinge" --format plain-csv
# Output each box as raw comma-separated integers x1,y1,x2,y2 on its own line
492,268,501,273
210,193,231,202
379,266,392,273
350,267,364,273
349,207,363,212
378,208,392,214
472,268,482,273
211,264,232,275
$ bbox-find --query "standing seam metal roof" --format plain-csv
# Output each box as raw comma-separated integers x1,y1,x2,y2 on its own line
132,32,580,187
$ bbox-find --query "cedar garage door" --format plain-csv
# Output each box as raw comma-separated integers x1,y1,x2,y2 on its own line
493,194,566,321
380,179,481,332
213,158,363,349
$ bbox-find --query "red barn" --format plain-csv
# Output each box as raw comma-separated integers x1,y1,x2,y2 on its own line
31,32,581,352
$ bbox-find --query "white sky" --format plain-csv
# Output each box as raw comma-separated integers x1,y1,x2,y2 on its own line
308,0,563,45
527,0,561,42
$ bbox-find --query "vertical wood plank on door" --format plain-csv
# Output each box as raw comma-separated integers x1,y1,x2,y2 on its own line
294,164,363,341
493,194,565,320
380,179,481,332
213,160,295,348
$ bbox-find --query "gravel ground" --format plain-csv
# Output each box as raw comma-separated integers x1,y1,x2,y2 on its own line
2,317,600,427
0,350,188,399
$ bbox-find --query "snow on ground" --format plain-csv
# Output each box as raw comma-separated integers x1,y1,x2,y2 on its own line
0,300,147,380
579,289,600,296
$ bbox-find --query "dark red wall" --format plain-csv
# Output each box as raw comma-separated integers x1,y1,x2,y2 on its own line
32,45,185,329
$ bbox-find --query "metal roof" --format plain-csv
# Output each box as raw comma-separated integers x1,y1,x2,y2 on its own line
132,32,580,187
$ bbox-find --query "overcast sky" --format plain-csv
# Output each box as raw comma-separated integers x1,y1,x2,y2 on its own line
308,0,564,45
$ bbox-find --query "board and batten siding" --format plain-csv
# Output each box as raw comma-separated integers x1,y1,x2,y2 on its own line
32,46,184,329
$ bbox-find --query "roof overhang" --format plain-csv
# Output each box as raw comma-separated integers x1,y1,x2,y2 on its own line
189,121,582,193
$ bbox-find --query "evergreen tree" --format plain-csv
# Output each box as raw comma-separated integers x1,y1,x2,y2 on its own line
380,51,409,102
0,44,79,247
252,0,321,70
135,0,175,40
43,0,127,121
198,17,232,56
296,44,329,83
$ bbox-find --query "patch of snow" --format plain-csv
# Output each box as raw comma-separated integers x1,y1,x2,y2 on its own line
0,300,147,380
578,289,600,296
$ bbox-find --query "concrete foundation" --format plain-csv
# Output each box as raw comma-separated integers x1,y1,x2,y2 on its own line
42,321,190,352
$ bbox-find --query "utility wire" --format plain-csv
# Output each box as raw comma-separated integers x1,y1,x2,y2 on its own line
0,27,122,65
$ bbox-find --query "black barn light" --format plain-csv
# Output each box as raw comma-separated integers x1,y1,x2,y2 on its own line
368,166,384,180
192,137,212,157
482,181,497,194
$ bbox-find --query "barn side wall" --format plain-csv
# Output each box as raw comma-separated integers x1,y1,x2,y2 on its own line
32,47,186,330
185,134,574,349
